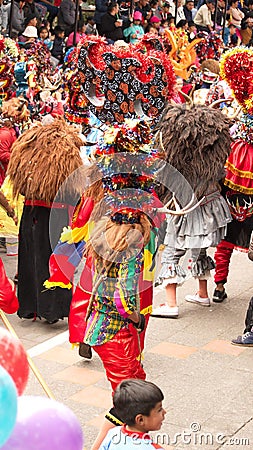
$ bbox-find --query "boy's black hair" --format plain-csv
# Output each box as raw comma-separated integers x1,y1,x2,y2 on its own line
53,25,64,36
113,379,164,426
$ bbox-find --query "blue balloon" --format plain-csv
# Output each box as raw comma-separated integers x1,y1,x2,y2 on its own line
0,365,17,447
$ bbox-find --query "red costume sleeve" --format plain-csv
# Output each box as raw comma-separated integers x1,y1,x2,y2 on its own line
0,128,16,163
0,258,19,314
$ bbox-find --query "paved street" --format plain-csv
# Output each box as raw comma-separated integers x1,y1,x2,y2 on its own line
1,247,253,450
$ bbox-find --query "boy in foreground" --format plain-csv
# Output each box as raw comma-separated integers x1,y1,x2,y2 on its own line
99,379,166,449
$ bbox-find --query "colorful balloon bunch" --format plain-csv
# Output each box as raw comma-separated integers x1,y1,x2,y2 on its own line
0,328,84,449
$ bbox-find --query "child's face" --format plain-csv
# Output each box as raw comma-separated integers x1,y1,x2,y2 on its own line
40,29,48,39
58,31,65,38
189,25,196,33
142,402,166,432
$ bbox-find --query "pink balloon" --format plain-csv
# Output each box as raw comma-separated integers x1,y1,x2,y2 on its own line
0,328,29,395
2,396,84,450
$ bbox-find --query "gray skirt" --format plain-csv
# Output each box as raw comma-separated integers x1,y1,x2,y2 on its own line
164,191,231,250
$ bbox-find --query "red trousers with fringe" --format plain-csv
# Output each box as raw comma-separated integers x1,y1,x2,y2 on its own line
94,326,146,393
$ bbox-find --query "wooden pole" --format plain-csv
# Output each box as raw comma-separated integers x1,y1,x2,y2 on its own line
8,0,14,37
0,309,55,399
73,0,79,46
213,0,218,30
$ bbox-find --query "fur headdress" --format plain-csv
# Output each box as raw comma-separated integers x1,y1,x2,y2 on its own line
155,103,232,199
7,118,84,203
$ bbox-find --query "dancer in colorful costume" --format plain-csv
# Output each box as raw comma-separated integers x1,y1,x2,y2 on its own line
151,103,232,317
212,48,253,302
7,118,84,323
45,32,176,350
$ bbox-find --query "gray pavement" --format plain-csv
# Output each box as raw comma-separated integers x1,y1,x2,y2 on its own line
1,247,253,450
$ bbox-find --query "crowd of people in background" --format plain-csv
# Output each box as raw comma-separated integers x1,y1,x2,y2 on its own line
0,0,253,57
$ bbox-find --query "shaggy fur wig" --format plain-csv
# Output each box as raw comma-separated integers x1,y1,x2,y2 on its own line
7,118,84,203
155,103,232,199
0,97,30,127
86,214,151,269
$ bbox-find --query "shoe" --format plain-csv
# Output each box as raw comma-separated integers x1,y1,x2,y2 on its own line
213,288,227,303
79,343,92,359
13,274,18,285
231,332,253,347
151,304,179,318
185,294,210,307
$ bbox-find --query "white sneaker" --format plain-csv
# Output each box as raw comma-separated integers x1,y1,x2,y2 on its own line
151,304,179,318
185,294,210,307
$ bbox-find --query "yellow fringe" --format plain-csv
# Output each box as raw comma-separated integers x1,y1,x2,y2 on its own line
224,179,253,195
226,161,253,180
43,280,72,290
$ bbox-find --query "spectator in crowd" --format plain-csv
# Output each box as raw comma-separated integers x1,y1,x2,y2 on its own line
240,15,253,44
123,10,144,43
145,22,159,33
176,18,188,29
194,0,215,32
242,0,253,17
57,0,78,36
150,0,160,16
187,19,197,40
85,15,97,35
0,0,8,34
9,0,26,35
51,25,65,63
100,2,124,43
224,22,241,45
23,12,38,28
38,25,53,49
159,17,170,35
215,0,225,28
170,0,186,24
94,0,108,35
228,0,244,28
155,2,171,21
36,0,59,29
135,0,152,28
149,14,162,29
18,24,38,46
24,0,42,22
66,21,86,47
183,0,196,22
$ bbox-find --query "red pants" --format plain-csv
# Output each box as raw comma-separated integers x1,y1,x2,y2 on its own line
214,240,234,285
94,326,146,393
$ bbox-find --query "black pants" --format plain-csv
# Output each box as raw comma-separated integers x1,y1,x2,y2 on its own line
244,297,253,333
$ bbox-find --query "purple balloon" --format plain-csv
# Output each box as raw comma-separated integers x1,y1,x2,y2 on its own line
2,396,84,450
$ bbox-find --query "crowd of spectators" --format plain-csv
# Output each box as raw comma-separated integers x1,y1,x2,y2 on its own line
0,0,253,65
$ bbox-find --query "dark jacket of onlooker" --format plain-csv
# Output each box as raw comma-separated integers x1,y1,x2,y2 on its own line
57,0,76,36
94,0,108,30
100,11,123,41
8,0,25,33
51,34,65,62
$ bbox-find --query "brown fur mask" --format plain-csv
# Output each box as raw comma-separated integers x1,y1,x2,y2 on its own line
7,118,84,203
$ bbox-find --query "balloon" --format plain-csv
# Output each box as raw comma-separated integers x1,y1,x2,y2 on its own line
0,366,17,447
0,328,29,395
2,396,84,450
